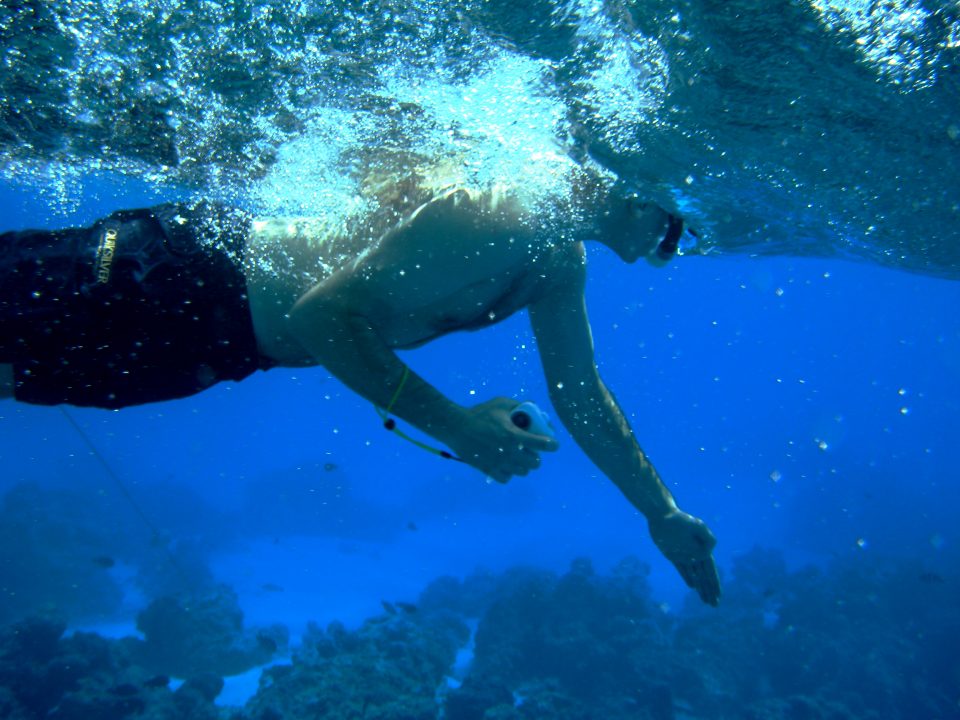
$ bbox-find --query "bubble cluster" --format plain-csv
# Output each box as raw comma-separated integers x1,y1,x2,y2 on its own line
0,0,957,276
809,0,942,88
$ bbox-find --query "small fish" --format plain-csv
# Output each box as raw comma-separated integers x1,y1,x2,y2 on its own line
261,583,284,593
407,521,418,532
323,462,337,472
919,572,945,585
92,556,116,569
143,675,169,689
381,600,397,615
395,601,417,614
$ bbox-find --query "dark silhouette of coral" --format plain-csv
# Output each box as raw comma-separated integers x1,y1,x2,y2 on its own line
122,584,288,678
238,610,469,720
443,557,677,720
0,617,221,720
434,552,960,720
1,549,957,720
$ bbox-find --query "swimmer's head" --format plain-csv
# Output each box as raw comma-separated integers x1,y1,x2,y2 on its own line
567,167,690,265
595,192,677,265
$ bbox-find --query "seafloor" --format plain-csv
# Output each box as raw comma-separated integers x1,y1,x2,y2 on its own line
1,542,957,720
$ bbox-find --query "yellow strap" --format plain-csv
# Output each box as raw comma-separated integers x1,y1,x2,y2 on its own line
385,365,410,415
375,366,462,462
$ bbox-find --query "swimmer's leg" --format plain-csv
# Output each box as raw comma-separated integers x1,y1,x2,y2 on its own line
0,364,12,400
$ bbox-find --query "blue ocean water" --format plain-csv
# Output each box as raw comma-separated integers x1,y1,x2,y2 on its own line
1,1,959,718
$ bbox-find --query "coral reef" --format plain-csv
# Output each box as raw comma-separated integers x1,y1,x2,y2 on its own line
1,548,957,720
123,585,288,678
237,610,469,720
430,551,960,720
441,557,678,720
0,617,221,720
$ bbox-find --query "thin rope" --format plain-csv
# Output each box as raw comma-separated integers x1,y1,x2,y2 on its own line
59,407,194,590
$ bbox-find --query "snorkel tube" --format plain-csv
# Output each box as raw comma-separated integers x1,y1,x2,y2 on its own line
655,214,685,261
647,213,700,268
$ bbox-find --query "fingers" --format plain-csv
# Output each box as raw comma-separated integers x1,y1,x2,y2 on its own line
520,447,541,470
508,427,558,452
690,559,721,607
676,562,697,589
524,434,559,452
677,558,722,607
701,564,722,607
482,446,542,483
499,449,541,479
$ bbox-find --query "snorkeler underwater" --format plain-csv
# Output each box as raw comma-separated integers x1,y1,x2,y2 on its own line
1,0,959,718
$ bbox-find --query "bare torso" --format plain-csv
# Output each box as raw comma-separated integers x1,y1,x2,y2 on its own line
244,188,564,367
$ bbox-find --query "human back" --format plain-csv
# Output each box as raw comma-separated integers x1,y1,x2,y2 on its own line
244,159,590,367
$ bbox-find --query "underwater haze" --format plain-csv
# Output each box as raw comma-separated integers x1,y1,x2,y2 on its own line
1,0,960,719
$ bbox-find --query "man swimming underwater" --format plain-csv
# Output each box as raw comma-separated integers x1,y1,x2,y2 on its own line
0,160,721,606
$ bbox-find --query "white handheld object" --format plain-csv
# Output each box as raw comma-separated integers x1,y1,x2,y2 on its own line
510,401,555,438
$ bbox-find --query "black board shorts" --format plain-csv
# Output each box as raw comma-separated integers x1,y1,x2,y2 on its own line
0,202,266,408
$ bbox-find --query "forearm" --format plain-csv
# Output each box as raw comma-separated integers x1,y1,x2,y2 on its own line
553,378,677,520
288,302,464,445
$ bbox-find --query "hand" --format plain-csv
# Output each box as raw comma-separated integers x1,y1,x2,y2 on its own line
648,509,721,606
446,397,559,483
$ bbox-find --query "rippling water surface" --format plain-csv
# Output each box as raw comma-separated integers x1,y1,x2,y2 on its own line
1,0,958,275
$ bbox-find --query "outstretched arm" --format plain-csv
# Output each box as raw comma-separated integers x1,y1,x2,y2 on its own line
529,244,720,605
